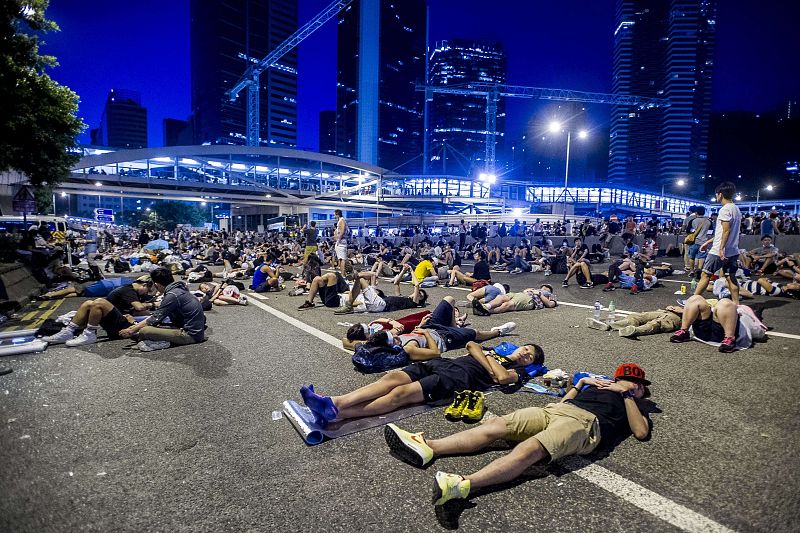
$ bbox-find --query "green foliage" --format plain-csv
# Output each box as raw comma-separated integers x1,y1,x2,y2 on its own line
127,201,207,231
0,0,86,212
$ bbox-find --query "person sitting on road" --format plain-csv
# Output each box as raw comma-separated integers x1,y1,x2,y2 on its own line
473,285,557,315
446,250,491,287
740,236,779,275
562,237,591,288
42,276,156,346
586,306,683,338
118,268,207,351
383,363,652,506
298,341,544,427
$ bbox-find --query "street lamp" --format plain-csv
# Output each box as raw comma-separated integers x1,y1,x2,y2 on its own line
754,184,775,213
659,178,687,214
548,121,589,219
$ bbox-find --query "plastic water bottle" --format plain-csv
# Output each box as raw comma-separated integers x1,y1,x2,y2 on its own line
690,277,698,293
593,300,602,320
607,301,616,322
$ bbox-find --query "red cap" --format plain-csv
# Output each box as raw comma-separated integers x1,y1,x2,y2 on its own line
614,363,651,385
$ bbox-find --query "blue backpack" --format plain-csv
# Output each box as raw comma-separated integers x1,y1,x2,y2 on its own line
352,343,409,374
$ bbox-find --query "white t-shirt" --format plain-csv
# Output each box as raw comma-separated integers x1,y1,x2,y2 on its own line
709,202,742,257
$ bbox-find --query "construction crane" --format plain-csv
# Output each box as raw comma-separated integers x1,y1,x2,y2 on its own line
418,83,670,176
225,0,354,147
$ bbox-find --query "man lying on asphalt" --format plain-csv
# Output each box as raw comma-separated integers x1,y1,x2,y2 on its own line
383,363,652,506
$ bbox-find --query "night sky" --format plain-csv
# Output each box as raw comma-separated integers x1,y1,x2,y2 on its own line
44,0,800,150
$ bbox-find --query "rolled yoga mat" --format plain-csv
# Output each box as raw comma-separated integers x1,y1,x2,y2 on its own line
0,337,48,357
282,400,434,446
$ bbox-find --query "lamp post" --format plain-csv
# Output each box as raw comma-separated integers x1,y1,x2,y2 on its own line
754,184,775,214
659,178,686,215
549,121,588,220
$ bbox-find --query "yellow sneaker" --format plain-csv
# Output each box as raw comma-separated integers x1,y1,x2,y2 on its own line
460,391,485,423
432,471,471,505
384,423,434,467
444,391,469,420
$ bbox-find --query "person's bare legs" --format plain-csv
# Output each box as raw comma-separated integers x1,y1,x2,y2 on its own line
86,299,114,327
448,266,462,285
474,329,502,342
715,298,739,338
680,294,711,329
564,262,580,282
723,274,740,305
467,286,488,302
305,272,336,303
70,299,96,328
693,271,713,296
579,262,591,283
329,371,423,419
426,417,547,490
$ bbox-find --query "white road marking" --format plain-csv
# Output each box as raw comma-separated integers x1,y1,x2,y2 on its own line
247,295,737,532
563,457,735,533
245,295,348,352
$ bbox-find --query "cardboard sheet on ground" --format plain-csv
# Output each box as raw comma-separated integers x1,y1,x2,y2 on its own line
282,400,433,445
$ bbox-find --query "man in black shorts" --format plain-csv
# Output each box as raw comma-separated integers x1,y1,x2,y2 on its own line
42,276,156,346
299,341,544,426
421,295,516,351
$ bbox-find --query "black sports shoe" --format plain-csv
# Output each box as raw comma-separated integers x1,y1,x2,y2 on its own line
298,301,315,310
562,280,569,287
580,283,593,289
472,299,490,316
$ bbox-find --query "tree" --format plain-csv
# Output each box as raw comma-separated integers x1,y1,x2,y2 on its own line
0,1,85,212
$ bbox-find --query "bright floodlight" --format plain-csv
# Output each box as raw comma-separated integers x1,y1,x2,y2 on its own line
513,208,524,216
60,192,67,198
95,181,102,187
145,207,151,211
578,130,588,139
735,194,742,201
677,179,686,186
478,172,488,181
486,174,497,185
265,194,272,198
766,184,774,191
548,121,561,133
201,201,207,206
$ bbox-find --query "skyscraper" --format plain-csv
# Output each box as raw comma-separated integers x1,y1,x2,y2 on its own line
96,89,148,149
336,0,425,172
608,0,717,194
318,110,337,155
427,40,506,176
190,0,298,147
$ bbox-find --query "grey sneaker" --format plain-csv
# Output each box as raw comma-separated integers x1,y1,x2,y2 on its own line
137,340,171,352
65,330,98,347
42,328,77,344
585,318,610,331
334,303,354,315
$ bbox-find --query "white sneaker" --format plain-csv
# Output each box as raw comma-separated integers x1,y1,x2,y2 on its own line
137,340,171,352
585,317,610,331
510,268,522,274
491,322,517,335
238,295,249,305
42,328,77,344
65,329,98,347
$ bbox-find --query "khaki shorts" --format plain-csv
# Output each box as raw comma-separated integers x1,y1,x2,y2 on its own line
502,403,600,461
509,292,536,311
303,246,318,262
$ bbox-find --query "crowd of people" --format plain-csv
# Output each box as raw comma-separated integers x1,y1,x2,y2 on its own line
2,179,795,507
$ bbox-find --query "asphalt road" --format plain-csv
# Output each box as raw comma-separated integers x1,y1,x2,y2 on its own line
1,263,799,532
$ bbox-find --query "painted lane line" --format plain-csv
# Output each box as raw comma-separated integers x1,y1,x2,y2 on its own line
563,457,735,533
249,293,269,300
245,296,348,352
247,295,736,532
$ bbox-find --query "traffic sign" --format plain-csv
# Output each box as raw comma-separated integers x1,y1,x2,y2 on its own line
94,208,113,216
12,186,36,214
95,215,115,223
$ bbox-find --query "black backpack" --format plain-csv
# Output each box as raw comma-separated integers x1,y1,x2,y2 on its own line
550,255,568,275
352,343,409,373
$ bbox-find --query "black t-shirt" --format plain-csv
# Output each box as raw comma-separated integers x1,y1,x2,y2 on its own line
382,296,418,312
567,386,637,446
573,244,589,259
608,221,621,234
472,260,491,281
423,355,516,392
105,285,141,314
452,252,462,267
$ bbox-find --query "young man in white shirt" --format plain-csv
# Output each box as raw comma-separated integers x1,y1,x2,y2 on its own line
693,182,743,304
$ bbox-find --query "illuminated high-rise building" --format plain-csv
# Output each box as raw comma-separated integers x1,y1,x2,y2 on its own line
96,89,148,149
609,0,717,194
427,40,506,175
336,0,426,171
190,0,298,147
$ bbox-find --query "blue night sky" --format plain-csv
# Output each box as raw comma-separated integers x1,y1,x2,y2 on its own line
44,0,800,150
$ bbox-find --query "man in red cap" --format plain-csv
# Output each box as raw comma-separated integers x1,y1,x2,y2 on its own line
384,363,652,506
